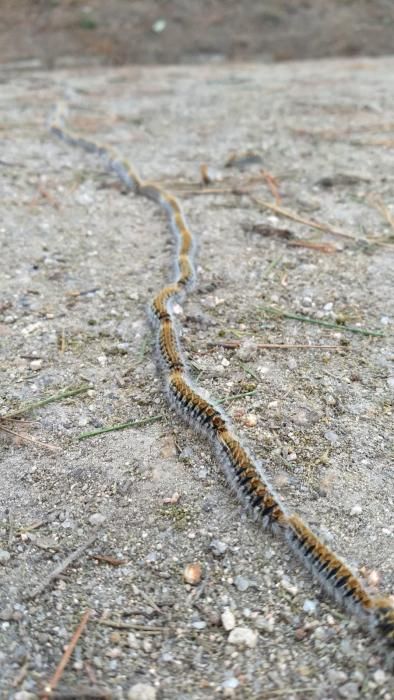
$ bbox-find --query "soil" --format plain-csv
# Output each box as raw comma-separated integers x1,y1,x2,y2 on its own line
0,57,394,699
1,0,394,69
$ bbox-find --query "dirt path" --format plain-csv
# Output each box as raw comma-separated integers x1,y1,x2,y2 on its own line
0,59,393,699
1,0,394,68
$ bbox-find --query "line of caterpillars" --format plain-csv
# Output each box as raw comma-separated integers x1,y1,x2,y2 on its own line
50,103,394,647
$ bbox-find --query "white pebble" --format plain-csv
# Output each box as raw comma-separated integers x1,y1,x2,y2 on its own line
338,682,360,699
373,669,386,685
233,575,251,592
89,512,106,526
14,693,39,700
30,359,42,371
128,683,157,700
280,577,298,596
0,549,11,565
221,608,236,631
221,357,230,367
324,430,338,444
228,626,257,648
287,357,297,370
303,599,318,614
349,504,362,516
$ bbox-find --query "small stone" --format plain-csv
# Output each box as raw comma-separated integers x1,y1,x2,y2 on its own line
128,683,156,700
89,512,106,526
349,504,362,516
30,358,42,371
221,357,230,367
222,677,239,696
287,357,297,370
0,606,13,621
243,413,257,428
373,669,386,685
0,549,11,565
183,562,202,585
303,599,317,614
233,575,251,592
280,577,298,596
324,430,338,444
338,682,360,699
14,693,39,700
152,18,166,33
313,626,326,640
209,539,227,557
221,608,236,631
327,669,348,685
192,619,206,630
254,615,275,633
237,340,257,361
228,626,258,648
127,632,140,649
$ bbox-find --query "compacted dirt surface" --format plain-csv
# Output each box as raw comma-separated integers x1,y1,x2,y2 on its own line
0,58,394,698
1,0,394,69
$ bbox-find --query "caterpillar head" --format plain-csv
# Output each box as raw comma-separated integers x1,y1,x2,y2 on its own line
372,597,394,645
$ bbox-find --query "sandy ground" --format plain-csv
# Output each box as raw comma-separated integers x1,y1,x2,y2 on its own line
1,0,394,68
0,59,393,699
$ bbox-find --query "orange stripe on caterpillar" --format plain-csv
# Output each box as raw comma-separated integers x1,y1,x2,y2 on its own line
216,430,286,528
151,284,182,320
285,515,373,613
158,319,184,371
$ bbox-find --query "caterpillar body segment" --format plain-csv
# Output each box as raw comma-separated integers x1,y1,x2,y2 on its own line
49,101,394,648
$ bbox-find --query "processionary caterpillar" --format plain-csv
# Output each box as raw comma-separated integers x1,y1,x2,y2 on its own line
50,102,394,648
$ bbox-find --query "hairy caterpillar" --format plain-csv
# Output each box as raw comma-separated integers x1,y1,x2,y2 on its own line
49,102,394,647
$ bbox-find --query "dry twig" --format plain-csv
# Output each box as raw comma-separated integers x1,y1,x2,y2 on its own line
41,610,92,699
27,532,99,599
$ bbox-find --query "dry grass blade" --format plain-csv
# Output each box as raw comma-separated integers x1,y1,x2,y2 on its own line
27,531,99,600
251,195,361,242
0,424,59,452
41,610,92,699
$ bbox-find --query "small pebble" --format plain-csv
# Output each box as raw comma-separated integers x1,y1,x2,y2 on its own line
222,677,239,697
303,599,317,614
243,413,257,428
237,340,257,361
254,615,275,633
0,549,11,565
349,504,362,516
338,682,360,699
89,512,106,526
183,562,202,585
233,575,251,592
221,357,230,367
128,683,156,700
373,669,386,685
324,430,338,444
228,626,258,648
14,693,38,700
280,577,298,596
152,19,166,33
221,608,236,631
30,359,42,371
287,357,297,370
210,539,227,557
327,669,348,684
192,619,207,630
